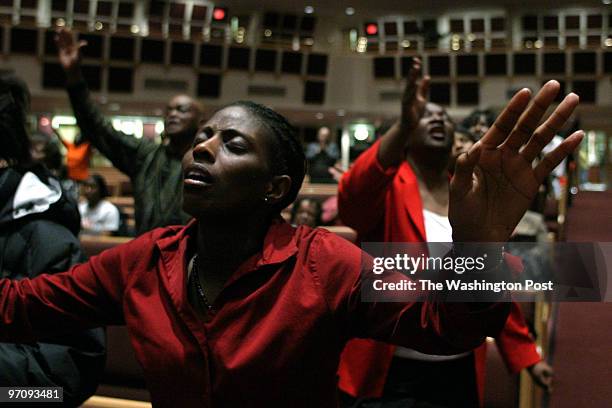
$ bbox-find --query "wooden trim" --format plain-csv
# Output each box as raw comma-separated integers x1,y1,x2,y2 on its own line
82,396,151,408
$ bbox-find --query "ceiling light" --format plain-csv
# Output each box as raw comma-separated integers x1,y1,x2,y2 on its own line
345,7,355,16
304,6,314,14
354,124,370,141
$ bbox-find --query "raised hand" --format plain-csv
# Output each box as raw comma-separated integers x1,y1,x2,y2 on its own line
377,58,431,168
449,80,583,243
54,27,87,84
400,57,430,132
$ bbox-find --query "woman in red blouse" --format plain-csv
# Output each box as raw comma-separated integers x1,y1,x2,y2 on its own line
0,91,581,407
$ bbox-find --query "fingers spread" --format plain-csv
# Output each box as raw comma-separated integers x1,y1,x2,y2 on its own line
502,80,560,151
480,88,531,148
534,130,584,184
521,92,579,163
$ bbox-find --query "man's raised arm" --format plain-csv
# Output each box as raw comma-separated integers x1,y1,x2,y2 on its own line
55,28,142,177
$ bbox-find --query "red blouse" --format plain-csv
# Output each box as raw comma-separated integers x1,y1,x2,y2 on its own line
0,220,509,407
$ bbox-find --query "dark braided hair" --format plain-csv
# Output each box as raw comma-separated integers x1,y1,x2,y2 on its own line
223,101,306,212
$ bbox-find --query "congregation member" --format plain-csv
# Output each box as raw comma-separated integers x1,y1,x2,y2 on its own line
79,174,121,235
290,197,323,228
0,76,580,407
306,126,340,183
0,73,105,406
55,28,204,235
337,60,567,406
449,127,478,172
461,109,497,141
52,128,93,183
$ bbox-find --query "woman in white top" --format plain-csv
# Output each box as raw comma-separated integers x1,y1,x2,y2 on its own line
78,174,120,235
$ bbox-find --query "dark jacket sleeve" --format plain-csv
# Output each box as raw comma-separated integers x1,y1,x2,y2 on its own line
0,221,106,407
66,80,143,177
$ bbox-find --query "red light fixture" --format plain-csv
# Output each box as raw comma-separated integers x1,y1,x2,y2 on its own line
212,7,227,21
365,22,378,36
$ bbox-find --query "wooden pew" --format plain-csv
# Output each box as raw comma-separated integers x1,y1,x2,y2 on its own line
80,235,132,258
298,183,338,201
105,197,136,231
82,396,151,408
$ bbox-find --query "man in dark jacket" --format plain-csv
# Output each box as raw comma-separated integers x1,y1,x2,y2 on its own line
55,28,204,235
0,73,105,406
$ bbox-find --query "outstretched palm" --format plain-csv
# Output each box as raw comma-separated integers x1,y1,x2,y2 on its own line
54,28,86,75
450,81,582,242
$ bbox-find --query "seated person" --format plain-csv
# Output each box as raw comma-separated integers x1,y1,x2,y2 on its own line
291,197,322,228
449,127,478,171
79,174,121,235
306,126,340,183
461,108,496,140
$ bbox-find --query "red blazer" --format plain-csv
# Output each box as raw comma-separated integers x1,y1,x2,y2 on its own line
337,140,541,405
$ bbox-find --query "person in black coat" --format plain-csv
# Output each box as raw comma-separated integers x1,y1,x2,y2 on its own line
0,73,106,407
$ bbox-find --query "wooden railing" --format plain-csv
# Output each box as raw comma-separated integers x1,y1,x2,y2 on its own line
82,396,151,408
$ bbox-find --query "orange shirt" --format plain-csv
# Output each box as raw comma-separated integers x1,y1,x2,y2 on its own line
64,141,92,181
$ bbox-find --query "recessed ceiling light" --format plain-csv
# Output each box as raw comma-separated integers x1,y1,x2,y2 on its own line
304,6,314,14
345,7,355,16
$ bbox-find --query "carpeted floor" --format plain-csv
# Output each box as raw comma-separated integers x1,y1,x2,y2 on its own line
548,190,612,408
